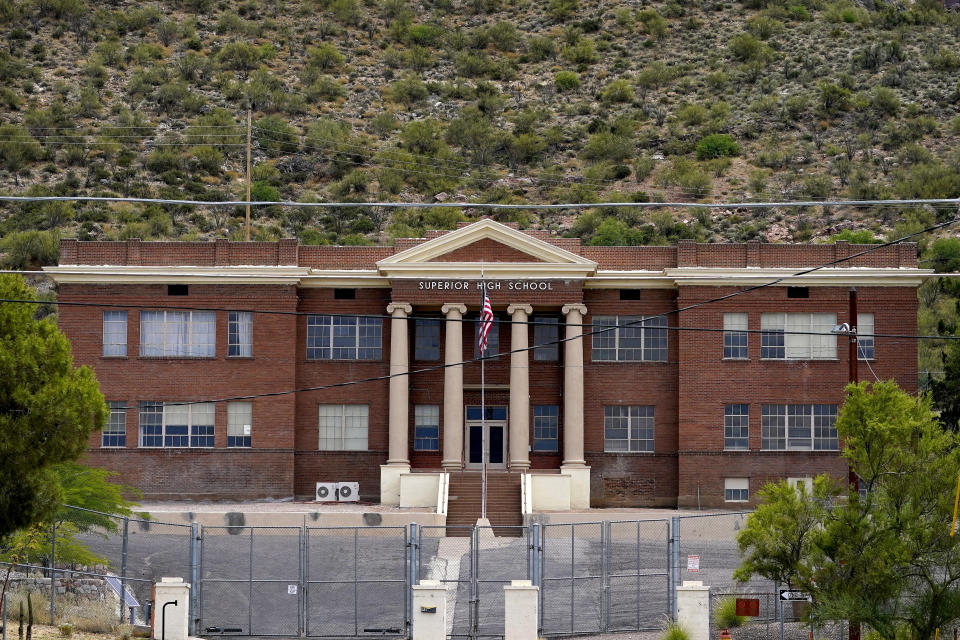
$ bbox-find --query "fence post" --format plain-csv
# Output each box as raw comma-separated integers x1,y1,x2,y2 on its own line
408,523,418,634
671,516,680,620
189,523,200,636
120,517,129,624
49,521,55,626
3,588,7,640
601,522,609,633
530,524,539,587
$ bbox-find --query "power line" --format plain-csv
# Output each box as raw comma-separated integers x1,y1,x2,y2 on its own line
1,212,950,407
0,195,957,209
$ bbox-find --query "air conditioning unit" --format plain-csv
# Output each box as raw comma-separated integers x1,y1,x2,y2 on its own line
336,482,359,502
315,482,338,502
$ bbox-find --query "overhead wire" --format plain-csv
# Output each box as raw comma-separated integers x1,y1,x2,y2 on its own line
1,209,952,407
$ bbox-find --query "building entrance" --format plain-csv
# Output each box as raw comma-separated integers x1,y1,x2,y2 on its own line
465,405,507,469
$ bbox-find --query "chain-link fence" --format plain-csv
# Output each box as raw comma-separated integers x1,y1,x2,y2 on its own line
0,506,195,635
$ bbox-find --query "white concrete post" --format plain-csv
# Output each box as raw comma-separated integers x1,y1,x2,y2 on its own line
441,303,467,470
503,580,539,640
561,303,591,509
152,577,190,640
412,580,447,640
676,580,711,640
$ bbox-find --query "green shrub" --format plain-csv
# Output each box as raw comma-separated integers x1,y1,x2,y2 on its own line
0,229,60,268
216,42,262,71
305,43,345,72
638,8,668,39
582,132,633,163
387,74,428,104
660,620,691,640
254,115,297,155
250,181,280,202
728,32,763,62
819,82,851,115
560,38,598,64
526,36,557,60
407,23,444,46
548,0,578,21
600,79,633,103
306,76,345,102
696,134,739,160
714,597,748,629
190,146,223,174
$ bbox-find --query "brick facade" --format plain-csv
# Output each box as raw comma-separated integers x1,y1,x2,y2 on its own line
54,222,923,508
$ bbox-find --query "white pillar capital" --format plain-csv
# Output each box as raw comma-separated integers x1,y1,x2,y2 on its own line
441,303,467,317
562,303,587,317
507,303,533,317
387,302,413,316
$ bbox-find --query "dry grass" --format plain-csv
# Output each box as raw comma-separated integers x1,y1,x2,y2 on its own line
2,588,122,635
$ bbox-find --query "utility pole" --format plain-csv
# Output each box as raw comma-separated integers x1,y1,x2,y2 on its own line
245,108,252,242
847,286,860,640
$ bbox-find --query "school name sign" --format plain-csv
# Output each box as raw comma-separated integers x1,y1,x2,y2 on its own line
416,279,556,291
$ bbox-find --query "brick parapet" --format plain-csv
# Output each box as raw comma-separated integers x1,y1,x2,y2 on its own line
60,237,918,271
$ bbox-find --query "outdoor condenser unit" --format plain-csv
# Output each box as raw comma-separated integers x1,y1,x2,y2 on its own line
336,482,359,502
315,482,338,501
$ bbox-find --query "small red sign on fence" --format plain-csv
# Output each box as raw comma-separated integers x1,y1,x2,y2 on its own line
735,598,760,617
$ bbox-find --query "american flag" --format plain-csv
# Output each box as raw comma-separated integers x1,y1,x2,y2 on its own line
478,290,494,354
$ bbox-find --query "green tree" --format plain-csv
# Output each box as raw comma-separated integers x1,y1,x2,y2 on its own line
0,274,108,540
0,125,42,186
736,381,960,640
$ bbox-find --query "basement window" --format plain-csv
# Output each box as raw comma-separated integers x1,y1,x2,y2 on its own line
168,284,189,296
786,287,809,299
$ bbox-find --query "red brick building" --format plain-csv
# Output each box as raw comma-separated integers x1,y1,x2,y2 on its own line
48,219,926,509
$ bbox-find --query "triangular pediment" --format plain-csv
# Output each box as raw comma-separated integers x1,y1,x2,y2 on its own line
376,219,596,278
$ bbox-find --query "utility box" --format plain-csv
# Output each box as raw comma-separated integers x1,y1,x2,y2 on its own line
152,577,190,640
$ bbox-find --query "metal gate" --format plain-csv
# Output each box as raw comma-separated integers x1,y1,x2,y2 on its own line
305,526,408,637
416,525,532,638
540,520,671,635
199,526,303,636
198,525,408,638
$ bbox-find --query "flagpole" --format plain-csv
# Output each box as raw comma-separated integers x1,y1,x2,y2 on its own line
480,264,487,522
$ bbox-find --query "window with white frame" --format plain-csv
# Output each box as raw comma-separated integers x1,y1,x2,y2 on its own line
139,402,215,448
604,405,655,452
306,316,382,360
857,313,874,360
760,313,837,360
533,318,559,361
414,404,439,450
102,402,126,447
228,311,253,357
414,319,441,361
318,404,368,450
723,313,748,359
724,478,749,502
227,402,252,447
592,316,667,362
102,311,127,357
533,405,559,451
761,404,838,451
140,311,216,357
724,404,749,450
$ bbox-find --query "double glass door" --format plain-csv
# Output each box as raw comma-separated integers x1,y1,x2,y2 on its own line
465,405,507,469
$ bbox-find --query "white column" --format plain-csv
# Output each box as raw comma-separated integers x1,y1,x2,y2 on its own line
508,304,533,470
561,303,590,509
381,302,412,505
441,303,467,470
